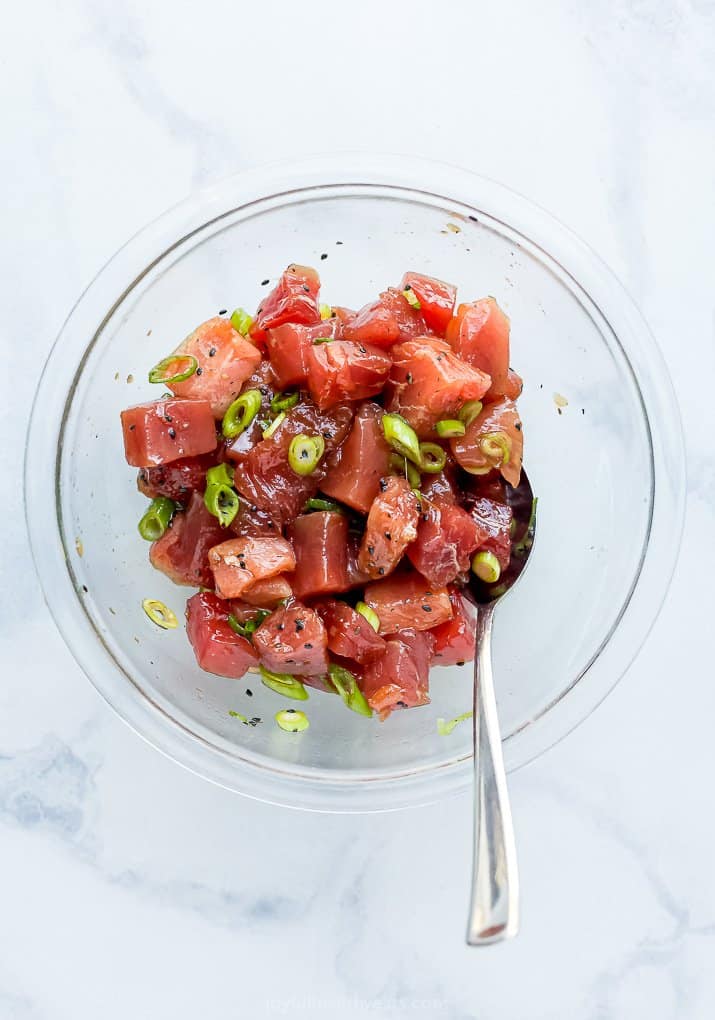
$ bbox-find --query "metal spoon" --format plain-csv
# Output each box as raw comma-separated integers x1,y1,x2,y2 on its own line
464,470,537,945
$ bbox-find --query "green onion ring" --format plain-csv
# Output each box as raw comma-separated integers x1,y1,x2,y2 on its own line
402,286,421,310
222,389,262,439
275,709,310,732
142,598,178,629
480,432,512,466
382,413,421,465
270,390,300,413
389,453,421,489
418,442,447,474
435,419,466,438
355,602,380,633
458,400,483,427
259,666,309,701
137,497,176,541
471,550,501,583
288,434,325,476
148,355,198,385
327,663,373,717
263,411,286,440
230,308,254,335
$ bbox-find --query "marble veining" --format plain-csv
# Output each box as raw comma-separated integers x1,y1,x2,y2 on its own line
2,0,714,1017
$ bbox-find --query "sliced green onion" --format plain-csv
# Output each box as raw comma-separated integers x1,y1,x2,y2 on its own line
312,335,335,345
222,389,262,439
259,666,309,701
319,303,332,320
402,286,421,310
142,598,178,629
270,390,299,413
435,419,466,438
355,602,380,633
459,400,483,427
419,442,447,474
480,432,512,466
513,497,538,556
382,413,421,465
304,497,344,513
227,610,270,637
204,464,239,527
288,434,325,476
148,354,198,385
471,550,501,583
229,710,262,727
137,497,176,541
263,411,286,440
437,710,472,736
204,484,240,527
275,708,310,732
230,307,254,335
328,664,373,717
206,462,234,488
389,453,421,489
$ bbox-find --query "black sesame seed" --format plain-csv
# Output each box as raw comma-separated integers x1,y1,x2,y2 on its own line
164,414,173,423
406,373,413,384
320,253,328,260
358,345,366,354
168,428,176,439
219,308,227,315
515,422,522,431
246,689,253,696
384,532,391,541
261,279,270,286
302,284,310,293
468,214,479,223
457,660,466,667
368,545,375,555
422,605,432,612
286,708,296,713
397,700,407,708
208,347,216,357
379,479,388,492
277,623,284,631
196,366,203,375
336,240,343,245
82,584,88,593
129,424,135,431
295,619,305,632
304,642,313,649
378,567,385,575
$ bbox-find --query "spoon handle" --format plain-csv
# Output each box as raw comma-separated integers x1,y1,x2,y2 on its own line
466,603,519,945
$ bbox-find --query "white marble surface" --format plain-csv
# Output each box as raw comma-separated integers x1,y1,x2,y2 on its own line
2,1,714,1017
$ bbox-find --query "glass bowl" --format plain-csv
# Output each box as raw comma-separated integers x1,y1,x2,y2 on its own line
25,156,685,812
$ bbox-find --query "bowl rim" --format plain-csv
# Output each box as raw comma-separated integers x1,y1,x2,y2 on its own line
25,153,686,812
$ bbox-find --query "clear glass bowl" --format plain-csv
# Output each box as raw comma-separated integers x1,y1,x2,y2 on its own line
25,156,685,811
